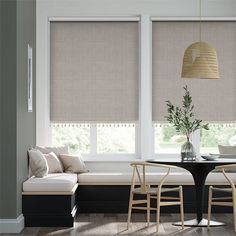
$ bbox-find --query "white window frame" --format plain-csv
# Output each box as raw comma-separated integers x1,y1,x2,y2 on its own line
80,124,139,161
151,17,236,159
36,6,236,162
38,16,142,161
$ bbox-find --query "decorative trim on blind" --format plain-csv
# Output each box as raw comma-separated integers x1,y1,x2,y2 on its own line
50,21,139,123
152,22,236,122
152,122,236,128
50,123,136,128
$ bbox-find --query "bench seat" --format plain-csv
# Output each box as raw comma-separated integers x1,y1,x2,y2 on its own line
22,171,236,225
77,172,236,185
23,173,77,192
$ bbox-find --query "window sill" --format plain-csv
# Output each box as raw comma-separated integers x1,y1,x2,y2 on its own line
82,154,139,162
83,153,182,162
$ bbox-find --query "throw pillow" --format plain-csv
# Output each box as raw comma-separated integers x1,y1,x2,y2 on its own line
218,145,236,156
44,152,63,173
28,149,48,177
59,154,88,173
36,146,69,157
218,145,236,172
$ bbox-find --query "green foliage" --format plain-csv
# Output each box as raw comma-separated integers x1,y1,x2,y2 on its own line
165,86,209,139
52,125,90,154
162,126,176,141
200,125,236,147
52,124,135,154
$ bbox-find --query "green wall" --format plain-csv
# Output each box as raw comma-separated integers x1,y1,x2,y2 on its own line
16,0,36,217
0,0,36,219
0,0,17,219
0,0,2,219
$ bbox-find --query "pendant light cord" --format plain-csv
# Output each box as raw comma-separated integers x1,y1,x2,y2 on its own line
199,0,202,42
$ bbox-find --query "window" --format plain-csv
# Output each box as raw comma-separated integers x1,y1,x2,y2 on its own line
51,124,90,154
42,19,236,159
49,21,139,158
155,123,236,155
200,124,236,154
97,124,135,153
51,123,136,155
152,21,236,157
154,124,186,153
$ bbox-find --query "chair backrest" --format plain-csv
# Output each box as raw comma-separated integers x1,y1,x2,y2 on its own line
130,162,176,193
215,164,236,191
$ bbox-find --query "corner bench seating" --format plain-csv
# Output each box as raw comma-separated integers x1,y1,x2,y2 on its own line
22,171,236,227
77,171,236,185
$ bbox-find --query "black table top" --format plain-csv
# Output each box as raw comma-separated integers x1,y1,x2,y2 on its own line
147,157,236,165
147,157,236,171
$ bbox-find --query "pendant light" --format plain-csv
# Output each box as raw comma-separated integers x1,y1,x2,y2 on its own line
181,0,219,79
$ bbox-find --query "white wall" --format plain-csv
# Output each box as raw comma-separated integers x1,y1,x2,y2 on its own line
36,0,236,172
37,0,236,17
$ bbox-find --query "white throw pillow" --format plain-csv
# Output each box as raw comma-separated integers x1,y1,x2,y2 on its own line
36,146,69,157
59,154,88,173
28,149,48,177
44,152,63,173
218,145,236,172
218,145,236,156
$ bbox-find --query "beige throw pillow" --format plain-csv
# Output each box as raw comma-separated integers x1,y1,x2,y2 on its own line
28,149,49,177
60,154,88,173
44,152,63,173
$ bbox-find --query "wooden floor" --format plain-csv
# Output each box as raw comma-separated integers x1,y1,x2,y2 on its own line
3,213,236,236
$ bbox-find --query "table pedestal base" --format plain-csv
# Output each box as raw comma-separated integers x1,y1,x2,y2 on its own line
173,218,225,227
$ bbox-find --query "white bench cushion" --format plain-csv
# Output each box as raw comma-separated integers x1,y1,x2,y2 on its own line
78,172,194,185
78,172,236,185
23,173,77,192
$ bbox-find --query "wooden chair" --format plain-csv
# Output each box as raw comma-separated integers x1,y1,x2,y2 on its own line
208,164,236,231
127,161,184,232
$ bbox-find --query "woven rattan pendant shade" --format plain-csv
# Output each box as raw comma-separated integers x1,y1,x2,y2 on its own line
181,41,219,79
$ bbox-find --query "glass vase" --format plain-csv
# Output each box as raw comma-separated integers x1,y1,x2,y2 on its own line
181,139,196,161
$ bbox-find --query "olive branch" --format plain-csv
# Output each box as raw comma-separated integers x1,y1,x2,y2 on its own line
165,86,209,140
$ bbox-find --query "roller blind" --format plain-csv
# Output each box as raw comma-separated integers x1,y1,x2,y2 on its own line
50,21,139,123
152,22,236,122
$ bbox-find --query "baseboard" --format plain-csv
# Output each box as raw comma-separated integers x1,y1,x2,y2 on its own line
0,214,24,233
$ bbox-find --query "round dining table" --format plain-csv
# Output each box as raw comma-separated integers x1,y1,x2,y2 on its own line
147,157,236,227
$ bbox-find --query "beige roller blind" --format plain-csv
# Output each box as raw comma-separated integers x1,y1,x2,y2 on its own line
152,22,236,122
50,21,139,123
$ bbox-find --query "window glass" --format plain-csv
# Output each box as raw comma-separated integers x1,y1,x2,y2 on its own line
200,124,236,154
154,124,186,153
51,124,90,154
97,124,135,154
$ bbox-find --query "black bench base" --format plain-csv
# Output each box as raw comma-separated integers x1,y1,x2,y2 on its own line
78,185,233,214
22,184,233,227
22,188,78,227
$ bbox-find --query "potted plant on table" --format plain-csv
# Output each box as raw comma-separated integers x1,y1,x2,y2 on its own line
165,86,209,161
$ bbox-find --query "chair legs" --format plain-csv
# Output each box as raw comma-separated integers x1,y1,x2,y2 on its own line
147,193,150,227
127,187,184,232
156,190,161,232
179,186,184,230
207,186,213,227
207,186,236,232
233,196,236,231
127,192,133,229
127,193,151,229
